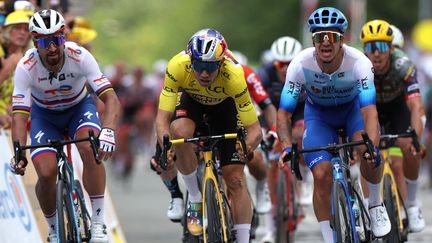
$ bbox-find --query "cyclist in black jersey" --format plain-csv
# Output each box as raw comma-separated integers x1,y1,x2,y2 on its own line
361,19,426,233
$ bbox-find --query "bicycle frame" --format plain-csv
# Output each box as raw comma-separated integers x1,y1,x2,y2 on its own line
381,149,404,232
289,132,376,243
379,127,419,240
13,131,99,243
162,130,246,243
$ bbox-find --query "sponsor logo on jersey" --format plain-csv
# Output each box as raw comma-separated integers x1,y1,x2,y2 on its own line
176,109,187,117
246,74,266,96
23,52,37,71
163,86,175,93
166,70,178,82
235,87,248,98
310,85,321,94
67,47,82,61
189,93,224,104
407,83,419,92
207,85,225,94
44,85,73,96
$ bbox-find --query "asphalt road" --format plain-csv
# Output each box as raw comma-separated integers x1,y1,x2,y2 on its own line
107,157,432,243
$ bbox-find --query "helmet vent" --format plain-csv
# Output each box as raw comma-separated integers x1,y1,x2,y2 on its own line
204,41,212,54
377,24,382,33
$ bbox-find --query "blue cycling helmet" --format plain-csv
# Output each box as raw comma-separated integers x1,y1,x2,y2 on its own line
187,28,227,62
308,7,348,33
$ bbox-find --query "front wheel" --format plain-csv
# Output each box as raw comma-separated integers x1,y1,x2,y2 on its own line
203,179,230,243
74,180,92,242
383,174,402,242
332,181,356,243
56,180,78,243
275,170,290,243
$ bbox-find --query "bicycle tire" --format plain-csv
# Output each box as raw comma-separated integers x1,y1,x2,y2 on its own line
383,174,402,242
275,170,289,243
288,169,298,242
74,180,92,242
333,181,356,243
56,180,78,243
204,179,227,243
352,186,371,242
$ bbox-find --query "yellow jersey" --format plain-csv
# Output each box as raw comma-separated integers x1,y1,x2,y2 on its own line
158,51,258,126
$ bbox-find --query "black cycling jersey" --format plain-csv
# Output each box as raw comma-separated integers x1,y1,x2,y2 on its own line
374,48,421,105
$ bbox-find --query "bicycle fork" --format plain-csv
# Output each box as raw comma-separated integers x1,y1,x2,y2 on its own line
202,151,229,243
382,161,405,232
331,157,359,243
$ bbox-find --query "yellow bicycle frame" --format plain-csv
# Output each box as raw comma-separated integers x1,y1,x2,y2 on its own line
380,148,404,232
171,133,238,243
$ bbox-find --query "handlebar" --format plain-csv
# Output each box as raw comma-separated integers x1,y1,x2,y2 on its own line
284,132,376,181
379,127,420,152
13,130,101,166
160,128,249,170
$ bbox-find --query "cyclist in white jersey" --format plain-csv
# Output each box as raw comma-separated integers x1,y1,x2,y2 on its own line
10,9,121,243
277,7,391,242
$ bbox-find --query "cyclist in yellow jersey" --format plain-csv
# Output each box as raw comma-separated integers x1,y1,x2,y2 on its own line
156,28,262,242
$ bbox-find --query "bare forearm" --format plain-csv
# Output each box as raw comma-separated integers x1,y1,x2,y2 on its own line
12,113,29,146
277,109,293,148
361,105,379,145
156,109,173,145
407,97,425,138
263,104,277,128
99,92,121,129
245,121,262,151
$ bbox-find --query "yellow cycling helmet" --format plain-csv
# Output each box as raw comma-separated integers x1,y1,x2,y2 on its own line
4,10,30,26
360,20,394,43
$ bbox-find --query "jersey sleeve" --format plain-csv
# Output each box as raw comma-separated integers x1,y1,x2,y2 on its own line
279,60,303,113
158,55,182,112
12,65,32,115
243,65,272,110
354,57,376,108
226,68,258,126
81,49,114,97
398,58,421,100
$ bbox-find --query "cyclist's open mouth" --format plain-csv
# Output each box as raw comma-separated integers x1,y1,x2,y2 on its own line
198,79,211,86
320,47,333,58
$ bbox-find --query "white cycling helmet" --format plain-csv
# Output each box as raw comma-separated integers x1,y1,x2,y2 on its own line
271,36,302,62
29,9,65,36
390,25,404,48
231,50,248,65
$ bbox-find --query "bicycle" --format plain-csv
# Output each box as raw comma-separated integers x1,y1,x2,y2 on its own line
379,127,420,243
13,130,100,243
288,129,375,243
161,128,249,243
261,138,303,243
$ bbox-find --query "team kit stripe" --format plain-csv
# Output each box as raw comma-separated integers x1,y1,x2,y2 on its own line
12,106,31,114
32,86,86,106
95,84,113,97
31,149,56,160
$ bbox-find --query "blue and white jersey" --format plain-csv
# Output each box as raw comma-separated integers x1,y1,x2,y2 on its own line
279,45,376,112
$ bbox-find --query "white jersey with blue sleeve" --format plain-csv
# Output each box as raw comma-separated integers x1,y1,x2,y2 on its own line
12,42,113,114
279,45,376,113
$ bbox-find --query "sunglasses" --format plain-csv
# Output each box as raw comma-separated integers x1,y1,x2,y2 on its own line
364,41,390,54
35,35,65,49
191,59,221,73
312,31,343,44
275,61,290,70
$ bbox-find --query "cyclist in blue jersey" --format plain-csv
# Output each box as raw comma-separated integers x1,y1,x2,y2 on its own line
10,10,121,243
277,7,391,242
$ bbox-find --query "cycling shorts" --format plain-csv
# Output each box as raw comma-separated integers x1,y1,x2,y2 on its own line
302,98,365,169
29,95,101,160
173,92,242,166
377,95,411,135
